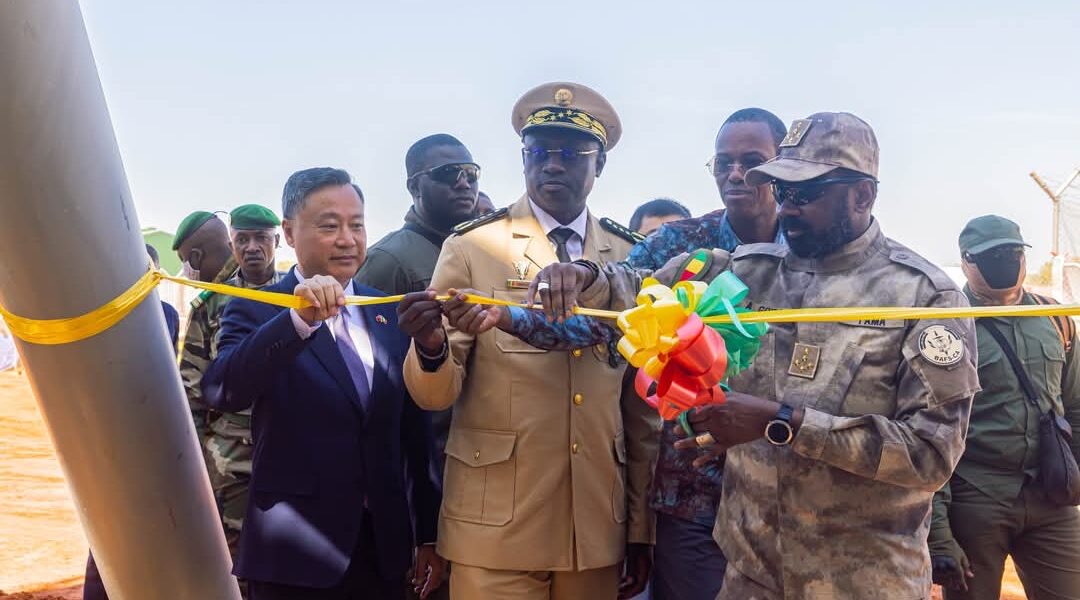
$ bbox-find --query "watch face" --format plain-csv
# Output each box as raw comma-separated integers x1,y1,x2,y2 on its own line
766,420,793,445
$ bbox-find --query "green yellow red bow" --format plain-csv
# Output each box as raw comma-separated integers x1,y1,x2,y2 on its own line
616,272,767,420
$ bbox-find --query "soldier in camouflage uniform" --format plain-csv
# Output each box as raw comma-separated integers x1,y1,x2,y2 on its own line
198,205,285,570
175,211,236,442
523,113,980,599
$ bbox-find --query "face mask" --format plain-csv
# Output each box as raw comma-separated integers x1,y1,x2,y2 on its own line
972,252,1022,289
181,261,200,281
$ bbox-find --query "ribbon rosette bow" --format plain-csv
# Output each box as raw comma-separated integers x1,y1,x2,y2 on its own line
616,271,767,420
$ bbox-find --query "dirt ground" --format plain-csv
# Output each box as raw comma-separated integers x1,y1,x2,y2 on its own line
0,369,1029,599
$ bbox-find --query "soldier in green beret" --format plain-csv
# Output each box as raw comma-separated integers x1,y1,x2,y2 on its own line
193,204,285,585
176,211,237,441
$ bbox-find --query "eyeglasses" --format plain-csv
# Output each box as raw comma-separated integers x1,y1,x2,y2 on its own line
522,147,600,163
772,176,876,207
705,156,767,176
409,163,480,186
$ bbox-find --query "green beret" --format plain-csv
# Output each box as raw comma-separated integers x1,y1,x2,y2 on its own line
230,204,281,230
172,211,216,250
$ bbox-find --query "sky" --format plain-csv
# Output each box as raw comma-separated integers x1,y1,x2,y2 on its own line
79,0,1080,269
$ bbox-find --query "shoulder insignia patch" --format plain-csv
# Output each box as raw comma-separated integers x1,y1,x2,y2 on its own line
599,217,645,244
918,325,965,367
452,206,509,235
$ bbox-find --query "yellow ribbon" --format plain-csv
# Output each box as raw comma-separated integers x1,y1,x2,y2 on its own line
3,267,1080,346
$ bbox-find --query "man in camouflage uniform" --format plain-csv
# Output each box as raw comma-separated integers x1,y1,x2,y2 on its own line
176,211,236,440
524,112,980,599
192,205,285,569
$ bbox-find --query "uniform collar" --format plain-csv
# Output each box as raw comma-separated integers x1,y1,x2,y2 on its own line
404,206,452,243
784,218,886,273
528,197,588,242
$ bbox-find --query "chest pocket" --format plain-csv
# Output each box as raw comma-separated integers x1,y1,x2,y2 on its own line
783,322,898,416
443,427,517,525
1039,339,1066,407
492,288,547,354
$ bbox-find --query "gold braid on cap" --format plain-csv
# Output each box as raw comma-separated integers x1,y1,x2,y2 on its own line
524,108,608,147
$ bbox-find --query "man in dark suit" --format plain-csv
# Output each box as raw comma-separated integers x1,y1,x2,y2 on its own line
203,167,444,600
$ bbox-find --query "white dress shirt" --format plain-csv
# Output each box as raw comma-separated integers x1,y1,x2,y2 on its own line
289,269,375,392
528,198,589,262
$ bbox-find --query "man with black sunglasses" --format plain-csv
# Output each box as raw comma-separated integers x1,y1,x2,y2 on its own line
929,215,1080,599
397,82,657,600
524,112,980,599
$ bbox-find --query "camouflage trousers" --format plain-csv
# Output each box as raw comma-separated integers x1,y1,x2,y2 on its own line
204,433,252,559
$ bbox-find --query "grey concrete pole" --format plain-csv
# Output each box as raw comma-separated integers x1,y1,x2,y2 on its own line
0,2,240,598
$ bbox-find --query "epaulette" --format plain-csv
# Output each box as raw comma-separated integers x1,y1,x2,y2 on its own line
887,242,958,292
732,242,788,260
189,289,214,310
599,217,645,244
452,207,509,235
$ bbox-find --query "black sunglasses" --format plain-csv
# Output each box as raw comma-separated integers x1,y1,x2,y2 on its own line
409,163,480,186
772,176,876,207
964,245,1025,263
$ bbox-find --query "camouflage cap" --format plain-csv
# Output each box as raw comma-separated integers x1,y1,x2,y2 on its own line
172,210,216,250
230,204,281,230
745,112,878,185
959,215,1030,255
512,81,622,150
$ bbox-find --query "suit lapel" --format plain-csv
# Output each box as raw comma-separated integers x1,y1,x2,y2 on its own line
511,196,558,271
358,302,395,421
583,213,612,264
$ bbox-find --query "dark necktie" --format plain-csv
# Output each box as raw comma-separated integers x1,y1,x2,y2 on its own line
333,308,370,412
548,227,576,263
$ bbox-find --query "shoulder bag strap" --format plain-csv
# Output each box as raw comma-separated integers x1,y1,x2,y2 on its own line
980,318,1040,408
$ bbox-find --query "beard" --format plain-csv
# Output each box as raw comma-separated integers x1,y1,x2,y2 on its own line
782,202,856,258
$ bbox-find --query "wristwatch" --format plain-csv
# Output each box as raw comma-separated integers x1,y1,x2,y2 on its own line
765,403,795,446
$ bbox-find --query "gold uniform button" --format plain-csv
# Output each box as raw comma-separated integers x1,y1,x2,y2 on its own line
572,349,583,358
573,393,584,405
473,451,480,460
571,443,580,454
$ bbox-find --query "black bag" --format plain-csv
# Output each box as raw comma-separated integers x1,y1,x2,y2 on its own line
982,319,1080,506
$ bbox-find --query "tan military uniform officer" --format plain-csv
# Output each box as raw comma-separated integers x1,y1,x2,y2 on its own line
404,82,658,600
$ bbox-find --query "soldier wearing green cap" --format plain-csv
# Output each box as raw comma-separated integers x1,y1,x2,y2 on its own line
176,211,237,441
196,204,286,576
929,215,1080,599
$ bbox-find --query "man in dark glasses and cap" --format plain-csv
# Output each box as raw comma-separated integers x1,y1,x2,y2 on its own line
523,112,981,599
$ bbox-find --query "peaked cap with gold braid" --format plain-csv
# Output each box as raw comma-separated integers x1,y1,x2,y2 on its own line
512,81,622,150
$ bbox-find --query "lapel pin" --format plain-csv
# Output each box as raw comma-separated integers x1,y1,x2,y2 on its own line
375,314,387,325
